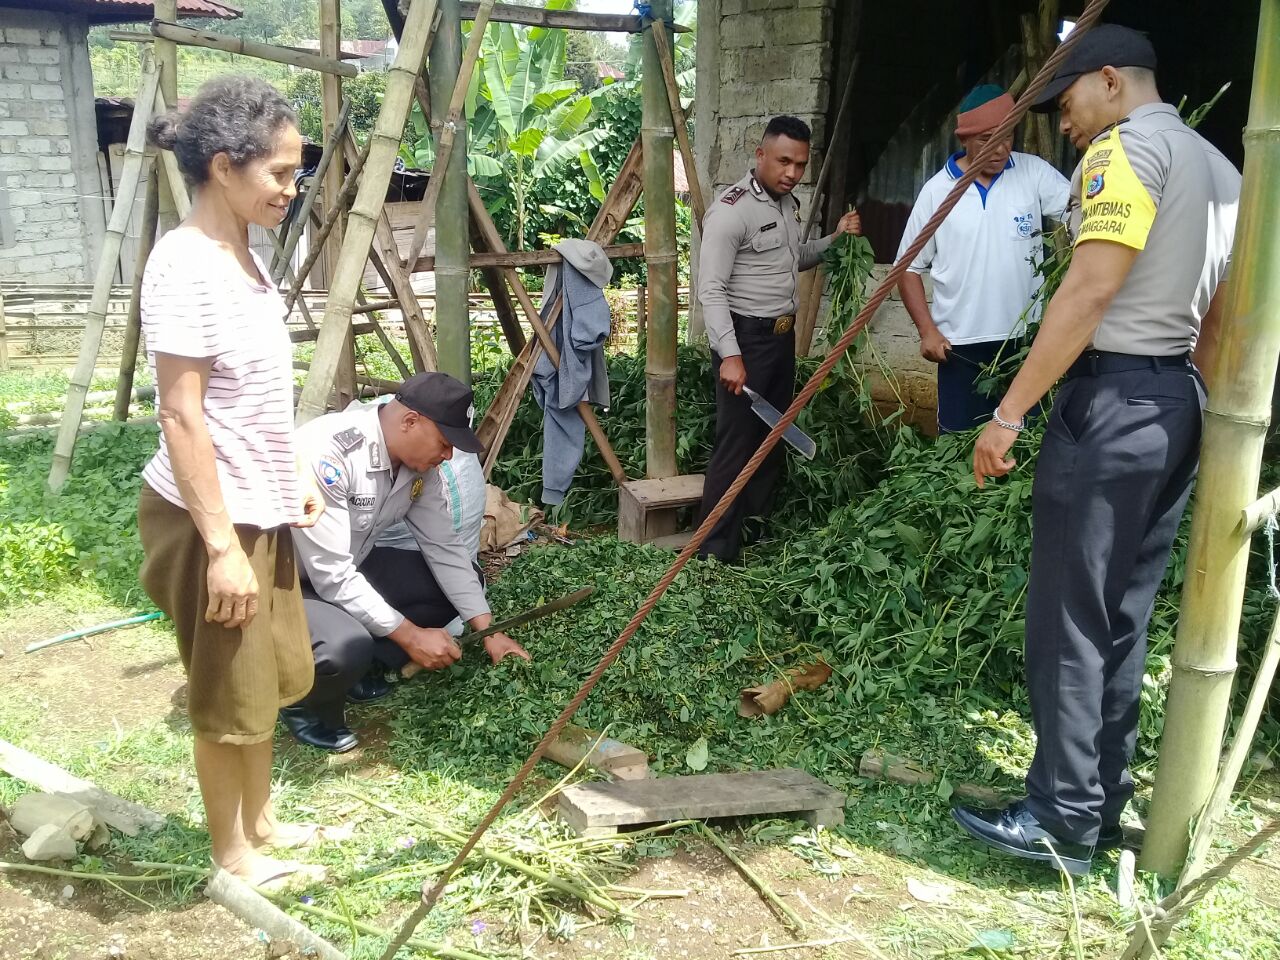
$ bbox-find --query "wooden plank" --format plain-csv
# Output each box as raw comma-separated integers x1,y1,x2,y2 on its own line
623,474,704,507
412,242,644,272
151,19,358,77
557,768,845,835
0,738,166,836
544,724,650,781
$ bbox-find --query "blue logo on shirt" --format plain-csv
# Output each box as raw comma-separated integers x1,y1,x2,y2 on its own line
320,458,342,486
1013,212,1034,238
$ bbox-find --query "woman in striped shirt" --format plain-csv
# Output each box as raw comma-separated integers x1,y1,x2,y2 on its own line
137,76,326,888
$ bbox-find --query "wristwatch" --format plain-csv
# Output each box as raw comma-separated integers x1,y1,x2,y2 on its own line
992,407,1025,432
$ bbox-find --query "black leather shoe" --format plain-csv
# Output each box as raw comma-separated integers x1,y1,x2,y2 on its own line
347,672,392,704
1096,824,1123,852
279,706,359,753
952,800,1094,876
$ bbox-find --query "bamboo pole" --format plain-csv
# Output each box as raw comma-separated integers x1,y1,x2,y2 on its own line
151,85,192,220
470,215,527,353
296,0,441,422
273,98,351,283
114,168,159,421
0,288,8,372
404,0,495,272
321,0,357,409
649,20,704,226
457,2,675,33
1179,602,1280,884
430,0,472,385
1142,0,1280,875
266,228,317,329
413,242,645,271
150,19,359,77
465,179,626,484
49,56,159,492
642,2,678,479
153,0,179,234
1240,484,1280,533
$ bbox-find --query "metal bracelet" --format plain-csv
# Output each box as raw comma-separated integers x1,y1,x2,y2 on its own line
992,408,1025,433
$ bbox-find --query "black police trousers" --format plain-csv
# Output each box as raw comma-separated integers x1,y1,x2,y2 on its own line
697,319,795,561
297,546,465,728
1024,354,1205,845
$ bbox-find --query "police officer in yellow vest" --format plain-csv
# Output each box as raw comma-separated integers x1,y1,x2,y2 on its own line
696,116,862,561
957,26,1240,875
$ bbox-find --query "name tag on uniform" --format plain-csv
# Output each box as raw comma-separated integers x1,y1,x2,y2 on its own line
760,221,778,233
350,494,376,509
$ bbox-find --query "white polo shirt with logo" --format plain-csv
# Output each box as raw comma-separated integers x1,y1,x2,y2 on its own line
897,151,1071,345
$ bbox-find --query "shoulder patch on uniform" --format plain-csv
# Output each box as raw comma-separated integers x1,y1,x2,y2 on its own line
319,457,343,487
333,427,364,451
721,186,747,206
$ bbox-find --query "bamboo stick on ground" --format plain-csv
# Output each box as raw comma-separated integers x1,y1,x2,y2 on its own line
696,823,804,933
404,0,495,272
49,56,160,492
1142,0,1280,875
296,0,441,421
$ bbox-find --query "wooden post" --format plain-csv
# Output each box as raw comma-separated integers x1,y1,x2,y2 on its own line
115,170,160,421
430,0,472,385
637,284,647,343
650,19,704,226
404,0,495,272
642,1,678,479
296,0,441,422
153,0,179,234
1142,0,1280,876
321,0,358,408
49,57,159,491
470,216,527,354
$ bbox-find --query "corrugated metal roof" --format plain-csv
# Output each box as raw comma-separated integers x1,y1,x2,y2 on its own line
13,1,244,22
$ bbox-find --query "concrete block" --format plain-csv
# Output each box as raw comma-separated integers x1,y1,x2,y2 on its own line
28,84,63,102
43,65,60,82
748,0,798,9
0,154,32,172
0,82,26,100
0,46,23,64
8,101,50,120
3,63,38,82
721,0,747,13
50,252,84,270
739,46,794,82
16,138,51,155
0,119,28,136
718,82,768,118
767,79,828,116
36,155,70,172
26,48,60,66
19,204,62,222
771,8,829,45
30,118,67,137
791,44,833,80
31,238,77,255
4,28,43,47
720,13,771,48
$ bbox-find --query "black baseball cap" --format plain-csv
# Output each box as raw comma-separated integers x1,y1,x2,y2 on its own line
395,372,485,454
1032,24,1158,113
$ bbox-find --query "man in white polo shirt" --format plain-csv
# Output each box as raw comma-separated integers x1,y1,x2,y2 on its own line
897,85,1071,433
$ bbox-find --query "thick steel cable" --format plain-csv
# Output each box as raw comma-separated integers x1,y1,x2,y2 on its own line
378,3,1110,955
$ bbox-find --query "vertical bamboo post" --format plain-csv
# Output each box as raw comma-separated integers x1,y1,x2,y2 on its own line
431,0,471,385
642,0,678,479
49,56,160,491
296,0,440,423
115,169,160,421
0,287,8,373
1141,0,1280,876
153,0,179,234
321,0,358,408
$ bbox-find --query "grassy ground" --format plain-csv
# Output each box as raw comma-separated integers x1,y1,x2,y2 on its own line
1,365,1278,959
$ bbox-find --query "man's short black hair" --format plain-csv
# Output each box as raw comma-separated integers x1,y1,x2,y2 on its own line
762,116,811,143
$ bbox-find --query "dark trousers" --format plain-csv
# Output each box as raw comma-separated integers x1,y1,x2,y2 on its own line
697,320,796,561
297,546,464,728
937,340,1008,433
1024,356,1205,845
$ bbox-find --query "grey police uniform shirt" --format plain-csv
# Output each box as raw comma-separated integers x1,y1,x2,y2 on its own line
290,400,490,637
698,171,835,358
1067,102,1241,355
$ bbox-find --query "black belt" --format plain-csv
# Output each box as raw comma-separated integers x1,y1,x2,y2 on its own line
1066,350,1192,379
731,311,795,335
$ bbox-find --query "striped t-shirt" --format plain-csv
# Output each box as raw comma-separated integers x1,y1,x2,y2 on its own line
140,228,303,530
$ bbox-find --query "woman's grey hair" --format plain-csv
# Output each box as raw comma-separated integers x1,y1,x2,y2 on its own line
146,75,297,187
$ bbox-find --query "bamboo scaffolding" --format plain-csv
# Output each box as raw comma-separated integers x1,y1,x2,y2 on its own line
150,19,358,77
413,242,644,271
456,1,681,33
1142,0,1280,875
404,0,495,272
154,0,179,234
49,56,160,492
321,0,358,408
114,169,159,422
474,138,644,473
650,16,704,226
273,98,351,283
470,216,527,353
1240,484,1280,533
466,178,626,484
642,1,678,479
296,0,442,421
267,229,317,329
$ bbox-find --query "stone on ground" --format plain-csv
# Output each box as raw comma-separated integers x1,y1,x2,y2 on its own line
21,823,79,861
11,792,98,842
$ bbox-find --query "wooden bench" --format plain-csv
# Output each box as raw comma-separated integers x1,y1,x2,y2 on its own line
618,474,704,544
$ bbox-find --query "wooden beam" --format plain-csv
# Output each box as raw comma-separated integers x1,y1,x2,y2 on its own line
469,214,526,354
273,98,351,283
650,20,704,226
153,1,179,234
295,0,441,421
150,20,358,77
413,242,644,272
457,2,689,33
291,322,376,342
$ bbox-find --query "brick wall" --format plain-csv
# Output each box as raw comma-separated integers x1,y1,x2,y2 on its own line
0,11,102,284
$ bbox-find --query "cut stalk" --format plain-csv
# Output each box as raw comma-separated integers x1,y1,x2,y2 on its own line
696,823,804,933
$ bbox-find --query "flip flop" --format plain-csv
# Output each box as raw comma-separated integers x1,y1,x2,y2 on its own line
246,860,328,892
259,821,354,852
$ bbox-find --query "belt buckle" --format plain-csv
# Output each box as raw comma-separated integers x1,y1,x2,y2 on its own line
773,313,796,335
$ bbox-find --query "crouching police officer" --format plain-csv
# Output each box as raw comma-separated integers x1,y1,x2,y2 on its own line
284,372,530,752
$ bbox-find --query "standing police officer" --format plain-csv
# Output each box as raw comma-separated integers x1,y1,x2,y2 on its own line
957,26,1240,875
284,373,530,752
696,115,862,561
